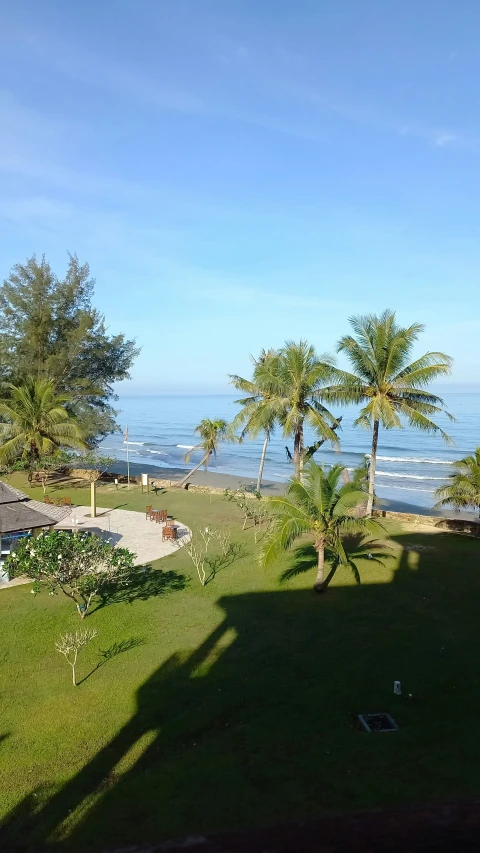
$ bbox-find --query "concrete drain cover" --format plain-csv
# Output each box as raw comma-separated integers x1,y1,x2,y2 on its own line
358,712,398,733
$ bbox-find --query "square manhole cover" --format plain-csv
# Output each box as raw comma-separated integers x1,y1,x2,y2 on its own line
358,712,398,733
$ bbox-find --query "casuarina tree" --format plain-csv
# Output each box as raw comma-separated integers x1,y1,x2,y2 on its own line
0,254,139,443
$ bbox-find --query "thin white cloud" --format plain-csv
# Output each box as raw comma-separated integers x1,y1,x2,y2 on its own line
206,37,473,152
4,30,323,143
434,132,457,147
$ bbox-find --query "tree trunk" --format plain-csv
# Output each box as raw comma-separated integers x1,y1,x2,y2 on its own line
256,433,269,493
304,417,343,463
293,423,304,480
90,480,97,519
313,540,325,591
178,452,210,488
366,420,379,517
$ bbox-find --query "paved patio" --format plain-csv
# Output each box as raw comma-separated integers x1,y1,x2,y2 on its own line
0,506,190,588
55,506,190,565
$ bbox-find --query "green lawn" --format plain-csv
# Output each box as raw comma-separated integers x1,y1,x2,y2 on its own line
2,474,480,851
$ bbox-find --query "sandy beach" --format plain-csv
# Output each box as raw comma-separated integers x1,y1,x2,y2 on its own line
105,459,476,520
106,458,286,494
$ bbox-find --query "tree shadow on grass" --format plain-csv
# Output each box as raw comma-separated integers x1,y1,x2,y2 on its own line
93,567,188,612
279,543,318,583
279,537,394,585
77,638,146,685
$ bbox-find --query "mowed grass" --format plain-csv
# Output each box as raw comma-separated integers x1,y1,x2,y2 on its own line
2,473,480,851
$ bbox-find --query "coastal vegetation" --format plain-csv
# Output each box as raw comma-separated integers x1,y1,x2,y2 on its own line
260,461,386,590
228,312,454,515
178,418,228,487
0,273,457,522
322,311,453,515
434,447,480,518
0,378,86,475
229,348,282,492
0,254,139,445
230,341,342,483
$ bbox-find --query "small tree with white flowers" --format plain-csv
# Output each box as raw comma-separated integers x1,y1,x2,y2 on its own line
5,530,136,618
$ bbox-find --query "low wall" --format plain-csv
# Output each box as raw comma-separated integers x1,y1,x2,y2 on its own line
374,509,480,536
68,470,230,496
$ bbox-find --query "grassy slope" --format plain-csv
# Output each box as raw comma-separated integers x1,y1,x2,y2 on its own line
2,474,480,851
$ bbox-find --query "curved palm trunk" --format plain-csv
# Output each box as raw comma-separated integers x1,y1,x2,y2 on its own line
256,432,269,493
293,422,304,480
366,419,379,517
178,452,210,488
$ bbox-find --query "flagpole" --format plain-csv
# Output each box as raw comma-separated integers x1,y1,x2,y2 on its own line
125,426,130,490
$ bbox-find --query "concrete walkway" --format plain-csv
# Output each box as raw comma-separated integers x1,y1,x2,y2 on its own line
55,506,190,565
0,506,190,588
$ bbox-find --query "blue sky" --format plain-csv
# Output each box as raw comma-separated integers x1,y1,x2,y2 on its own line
1,0,479,393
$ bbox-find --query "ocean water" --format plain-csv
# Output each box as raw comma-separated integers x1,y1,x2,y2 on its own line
100,393,480,510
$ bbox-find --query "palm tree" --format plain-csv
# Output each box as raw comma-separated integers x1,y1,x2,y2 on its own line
259,461,385,592
434,448,480,519
277,340,341,479
322,311,453,516
229,349,283,493
0,378,85,474
178,418,228,487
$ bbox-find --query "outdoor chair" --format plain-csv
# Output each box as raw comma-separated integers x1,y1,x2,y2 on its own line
146,505,153,520
59,496,72,507
162,525,177,541
44,496,55,505
159,509,168,523
164,515,175,526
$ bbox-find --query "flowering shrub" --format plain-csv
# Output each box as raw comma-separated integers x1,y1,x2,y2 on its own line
6,530,136,618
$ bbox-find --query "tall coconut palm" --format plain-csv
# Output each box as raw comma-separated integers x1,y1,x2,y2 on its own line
0,378,86,474
178,418,228,488
434,448,480,519
259,461,385,592
322,311,453,516
229,349,283,493
277,340,341,479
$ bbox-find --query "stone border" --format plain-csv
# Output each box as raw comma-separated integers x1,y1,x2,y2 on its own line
373,509,480,536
